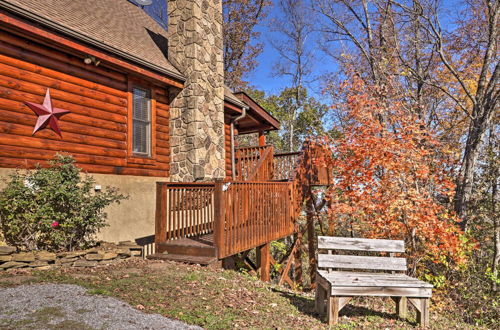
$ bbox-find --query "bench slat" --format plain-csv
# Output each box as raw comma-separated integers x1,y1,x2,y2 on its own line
330,286,432,297
318,254,407,271
317,271,432,288
318,236,405,253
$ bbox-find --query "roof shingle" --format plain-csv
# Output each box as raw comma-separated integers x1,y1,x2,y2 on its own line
1,0,183,79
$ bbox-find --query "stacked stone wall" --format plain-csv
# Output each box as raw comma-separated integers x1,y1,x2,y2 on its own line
0,242,142,271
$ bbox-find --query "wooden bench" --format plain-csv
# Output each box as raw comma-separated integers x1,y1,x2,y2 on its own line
315,236,433,327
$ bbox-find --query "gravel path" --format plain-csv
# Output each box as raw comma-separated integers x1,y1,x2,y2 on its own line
0,284,202,330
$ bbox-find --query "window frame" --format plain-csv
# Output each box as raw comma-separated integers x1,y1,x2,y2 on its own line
127,78,156,164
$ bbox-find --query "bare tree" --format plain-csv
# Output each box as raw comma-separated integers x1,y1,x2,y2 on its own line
270,0,315,151
314,0,400,85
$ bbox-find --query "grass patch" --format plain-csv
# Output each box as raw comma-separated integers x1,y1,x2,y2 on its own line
87,288,112,296
0,259,489,329
29,306,66,321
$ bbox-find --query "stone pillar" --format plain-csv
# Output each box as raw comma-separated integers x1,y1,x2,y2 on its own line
167,0,225,181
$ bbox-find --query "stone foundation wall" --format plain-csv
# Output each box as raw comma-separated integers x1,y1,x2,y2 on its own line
0,242,142,271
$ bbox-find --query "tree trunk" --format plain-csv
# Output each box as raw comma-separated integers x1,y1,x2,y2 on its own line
493,187,499,292
454,104,492,230
491,131,499,292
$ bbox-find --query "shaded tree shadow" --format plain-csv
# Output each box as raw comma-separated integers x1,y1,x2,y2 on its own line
273,288,418,326
272,288,319,319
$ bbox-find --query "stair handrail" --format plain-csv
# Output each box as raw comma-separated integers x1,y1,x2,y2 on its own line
247,145,274,181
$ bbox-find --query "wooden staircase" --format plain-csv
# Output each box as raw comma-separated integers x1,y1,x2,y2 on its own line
149,142,332,268
148,233,218,265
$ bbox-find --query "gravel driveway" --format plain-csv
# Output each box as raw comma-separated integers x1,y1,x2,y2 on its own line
0,284,202,329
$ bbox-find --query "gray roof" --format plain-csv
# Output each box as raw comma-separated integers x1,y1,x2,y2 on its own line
0,0,184,81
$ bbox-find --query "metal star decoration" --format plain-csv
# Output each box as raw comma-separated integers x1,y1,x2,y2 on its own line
25,88,70,137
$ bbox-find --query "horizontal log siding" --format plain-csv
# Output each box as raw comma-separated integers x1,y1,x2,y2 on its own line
224,121,232,178
0,30,170,177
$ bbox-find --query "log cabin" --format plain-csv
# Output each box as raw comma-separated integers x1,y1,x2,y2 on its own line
0,0,331,279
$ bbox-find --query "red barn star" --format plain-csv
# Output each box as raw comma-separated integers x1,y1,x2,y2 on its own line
25,88,70,137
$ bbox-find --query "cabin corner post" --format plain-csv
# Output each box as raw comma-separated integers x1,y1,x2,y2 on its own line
214,180,225,258
155,182,168,250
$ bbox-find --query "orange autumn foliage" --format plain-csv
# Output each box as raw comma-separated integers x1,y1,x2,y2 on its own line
321,77,468,270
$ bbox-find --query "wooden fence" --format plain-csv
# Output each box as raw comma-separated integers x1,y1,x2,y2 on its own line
214,181,295,259
155,182,215,244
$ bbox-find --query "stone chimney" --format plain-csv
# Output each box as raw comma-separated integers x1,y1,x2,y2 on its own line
167,0,225,182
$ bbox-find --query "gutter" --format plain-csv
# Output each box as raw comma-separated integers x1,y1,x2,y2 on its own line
0,1,186,83
230,106,248,180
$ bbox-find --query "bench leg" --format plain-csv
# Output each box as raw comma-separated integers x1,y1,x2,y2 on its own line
417,299,430,328
326,293,339,325
315,283,326,314
392,297,407,319
409,298,430,328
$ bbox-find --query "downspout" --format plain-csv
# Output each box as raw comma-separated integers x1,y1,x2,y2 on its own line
231,106,248,180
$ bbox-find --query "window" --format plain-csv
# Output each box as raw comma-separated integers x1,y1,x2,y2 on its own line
132,87,151,156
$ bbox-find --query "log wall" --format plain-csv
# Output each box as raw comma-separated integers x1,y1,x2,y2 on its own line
0,29,170,177
224,118,238,179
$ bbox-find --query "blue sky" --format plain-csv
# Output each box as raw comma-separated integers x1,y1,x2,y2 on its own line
247,0,463,98
139,0,463,99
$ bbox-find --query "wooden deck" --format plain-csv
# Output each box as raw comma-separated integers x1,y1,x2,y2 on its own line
151,144,333,279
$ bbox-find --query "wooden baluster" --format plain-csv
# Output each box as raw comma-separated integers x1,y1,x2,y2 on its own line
179,188,183,238
196,188,200,235
207,188,212,233
187,188,192,237
183,188,187,238
193,188,197,235
187,188,191,237
166,186,172,240
186,188,194,236
196,188,201,234
172,187,177,239
205,188,209,233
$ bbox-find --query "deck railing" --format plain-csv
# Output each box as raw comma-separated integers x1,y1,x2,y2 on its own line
273,151,302,180
235,145,272,180
155,182,215,244
155,180,295,259
214,181,294,259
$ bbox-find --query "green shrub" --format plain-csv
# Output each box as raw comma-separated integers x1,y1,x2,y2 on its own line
0,154,126,252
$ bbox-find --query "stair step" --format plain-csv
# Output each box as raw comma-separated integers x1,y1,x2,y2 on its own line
156,235,216,257
156,242,216,257
147,253,218,265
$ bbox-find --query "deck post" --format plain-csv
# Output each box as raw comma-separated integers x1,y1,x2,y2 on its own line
306,197,316,287
257,242,271,282
258,130,266,146
214,179,225,259
154,183,168,251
